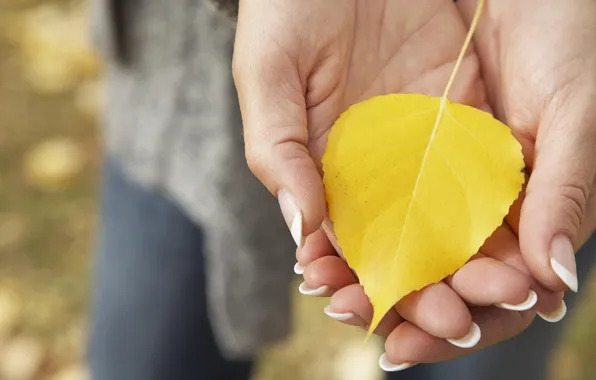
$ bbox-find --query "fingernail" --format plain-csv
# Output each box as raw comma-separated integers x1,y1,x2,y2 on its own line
550,234,578,292
378,353,415,372
298,282,330,297
323,305,354,322
447,322,481,348
278,190,304,248
496,290,538,311
538,300,567,323
294,262,304,275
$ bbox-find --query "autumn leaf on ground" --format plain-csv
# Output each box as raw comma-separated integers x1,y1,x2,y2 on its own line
23,137,87,192
17,3,101,94
321,0,525,335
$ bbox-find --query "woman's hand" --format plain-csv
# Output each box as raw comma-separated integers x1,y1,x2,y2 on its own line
296,222,563,371
457,0,596,293
233,0,563,371
233,0,486,244
234,0,493,353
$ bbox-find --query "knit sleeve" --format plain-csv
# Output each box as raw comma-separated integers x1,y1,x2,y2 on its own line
208,0,239,20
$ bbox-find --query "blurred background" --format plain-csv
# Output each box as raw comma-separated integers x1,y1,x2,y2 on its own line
0,0,595,379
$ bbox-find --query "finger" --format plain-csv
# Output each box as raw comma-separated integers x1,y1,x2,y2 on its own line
295,228,337,274
321,217,344,258
325,284,403,337
447,256,535,310
481,224,565,316
299,255,357,297
233,21,326,247
395,283,475,346
326,278,478,348
380,307,535,371
518,88,596,293
504,173,528,236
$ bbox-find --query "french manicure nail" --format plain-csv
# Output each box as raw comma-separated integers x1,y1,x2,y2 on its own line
447,322,481,348
378,353,414,372
294,262,304,275
538,300,567,323
278,190,304,248
323,305,354,322
497,290,538,311
550,234,578,293
298,282,330,297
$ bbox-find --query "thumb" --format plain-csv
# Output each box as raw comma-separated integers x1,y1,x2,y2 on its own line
519,91,596,293
233,43,326,248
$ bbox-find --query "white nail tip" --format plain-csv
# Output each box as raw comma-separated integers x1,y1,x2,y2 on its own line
538,300,567,323
447,322,481,348
550,258,579,293
497,290,538,311
378,353,414,372
323,305,354,321
291,211,305,248
293,262,304,275
298,282,329,297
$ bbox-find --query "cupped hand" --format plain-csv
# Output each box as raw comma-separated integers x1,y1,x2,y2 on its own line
234,0,489,351
233,0,486,242
233,0,564,371
296,222,563,371
456,0,596,293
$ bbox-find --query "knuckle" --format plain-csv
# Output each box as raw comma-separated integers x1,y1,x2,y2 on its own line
244,146,269,179
556,183,589,231
231,51,250,79
233,47,276,79
526,179,590,234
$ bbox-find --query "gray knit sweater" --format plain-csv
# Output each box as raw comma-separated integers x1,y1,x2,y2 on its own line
90,0,295,359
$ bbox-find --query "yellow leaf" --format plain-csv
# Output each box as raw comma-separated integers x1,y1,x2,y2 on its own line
321,0,525,335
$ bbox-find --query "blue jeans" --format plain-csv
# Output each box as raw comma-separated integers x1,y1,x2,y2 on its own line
88,161,595,380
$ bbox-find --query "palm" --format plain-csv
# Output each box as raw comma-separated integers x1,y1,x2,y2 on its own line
235,1,565,363
457,0,596,244
299,0,559,322
293,0,487,164
303,0,563,317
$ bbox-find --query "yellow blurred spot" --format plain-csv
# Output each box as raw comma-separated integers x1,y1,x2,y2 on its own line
16,3,102,95
333,340,383,380
0,286,21,339
50,365,89,380
23,138,86,191
0,337,44,380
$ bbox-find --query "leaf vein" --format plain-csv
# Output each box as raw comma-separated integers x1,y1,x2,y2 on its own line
433,145,466,193
445,108,495,161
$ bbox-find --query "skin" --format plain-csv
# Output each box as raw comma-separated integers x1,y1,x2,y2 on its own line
234,0,516,343
233,0,596,367
299,0,596,366
456,0,596,291
296,227,556,364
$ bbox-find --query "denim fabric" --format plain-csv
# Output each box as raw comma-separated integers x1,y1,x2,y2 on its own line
88,160,253,379
88,160,595,380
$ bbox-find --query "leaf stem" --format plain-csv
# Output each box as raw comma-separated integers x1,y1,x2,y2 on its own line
441,0,486,101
